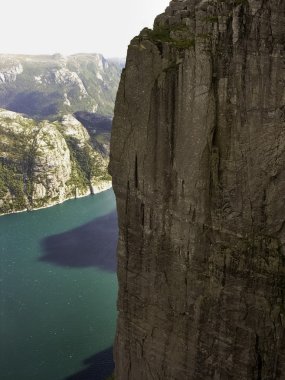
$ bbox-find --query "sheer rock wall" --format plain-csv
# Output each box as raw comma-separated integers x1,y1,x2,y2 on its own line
110,1,285,378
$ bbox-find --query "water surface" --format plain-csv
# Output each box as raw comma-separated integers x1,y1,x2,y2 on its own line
0,189,118,380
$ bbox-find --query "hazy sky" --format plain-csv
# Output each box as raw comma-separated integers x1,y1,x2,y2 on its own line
1,0,170,58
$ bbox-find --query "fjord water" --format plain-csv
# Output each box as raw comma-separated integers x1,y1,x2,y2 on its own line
0,189,118,380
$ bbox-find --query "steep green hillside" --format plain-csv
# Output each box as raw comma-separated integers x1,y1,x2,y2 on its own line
0,109,111,214
74,111,112,156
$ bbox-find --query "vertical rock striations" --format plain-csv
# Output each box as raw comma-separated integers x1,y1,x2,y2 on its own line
110,0,285,379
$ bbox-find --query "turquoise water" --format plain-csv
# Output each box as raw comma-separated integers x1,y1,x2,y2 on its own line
0,189,118,380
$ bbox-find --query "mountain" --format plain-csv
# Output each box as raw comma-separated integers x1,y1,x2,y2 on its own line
0,53,123,214
108,58,126,69
0,109,110,215
110,0,285,379
74,111,112,156
0,53,121,120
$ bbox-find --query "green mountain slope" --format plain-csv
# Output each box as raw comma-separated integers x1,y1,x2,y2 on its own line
0,109,111,214
0,53,122,120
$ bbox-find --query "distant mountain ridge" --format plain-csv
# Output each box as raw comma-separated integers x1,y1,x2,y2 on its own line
0,53,122,120
0,53,123,214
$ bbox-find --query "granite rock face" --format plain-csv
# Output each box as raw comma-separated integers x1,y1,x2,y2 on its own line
110,0,285,379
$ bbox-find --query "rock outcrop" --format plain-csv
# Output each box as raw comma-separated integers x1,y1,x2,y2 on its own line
0,109,111,214
110,0,285,379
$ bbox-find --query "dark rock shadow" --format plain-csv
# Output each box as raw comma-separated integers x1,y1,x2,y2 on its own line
40,211,118,272
64,347,114,380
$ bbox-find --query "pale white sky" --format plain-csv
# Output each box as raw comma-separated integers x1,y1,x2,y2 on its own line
1,0,170,58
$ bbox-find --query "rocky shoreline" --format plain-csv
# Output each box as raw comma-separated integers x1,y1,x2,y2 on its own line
0,110,112,215
0,181,112,217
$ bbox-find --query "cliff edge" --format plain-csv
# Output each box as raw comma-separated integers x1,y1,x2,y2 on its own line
110,0,285,378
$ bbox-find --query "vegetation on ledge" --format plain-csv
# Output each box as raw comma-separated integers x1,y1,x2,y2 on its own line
141,24,195,50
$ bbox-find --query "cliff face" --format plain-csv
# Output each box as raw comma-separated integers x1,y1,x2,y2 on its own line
0,110,110,214
110,0,285,379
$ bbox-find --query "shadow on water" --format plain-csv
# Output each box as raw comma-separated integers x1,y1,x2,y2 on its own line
64,347,114,380
40,211,118,272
